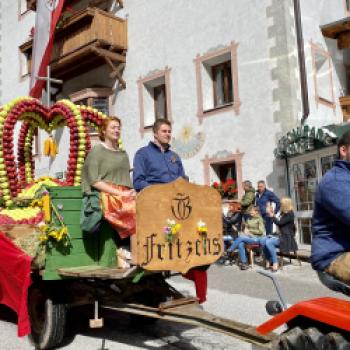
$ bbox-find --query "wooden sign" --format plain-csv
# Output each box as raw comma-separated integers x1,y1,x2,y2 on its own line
135,178,223,273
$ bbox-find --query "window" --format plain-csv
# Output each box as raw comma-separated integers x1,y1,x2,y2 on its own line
212,62,233,107
292,160,317,212
310,41,335,110
70,88,112,144
321,154,336,175
290,147,337,245
211,161,238,199
202,150,244,199
346,0,350,12
19,50,30,78
154,84,167,119
137,67,172,136
18,0,29,18
194,42,240,123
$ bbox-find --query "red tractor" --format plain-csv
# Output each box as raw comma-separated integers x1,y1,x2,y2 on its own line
256,270,350,349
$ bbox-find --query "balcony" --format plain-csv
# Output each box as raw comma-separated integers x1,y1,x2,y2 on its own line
20,7,127,84
26,0,123,11
340,96,350,122
322,18,350,49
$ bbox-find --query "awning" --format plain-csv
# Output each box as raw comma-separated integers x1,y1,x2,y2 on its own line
274,123,350,159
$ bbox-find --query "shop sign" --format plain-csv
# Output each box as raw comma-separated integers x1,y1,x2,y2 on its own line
135,178,223,273
275,125,335,158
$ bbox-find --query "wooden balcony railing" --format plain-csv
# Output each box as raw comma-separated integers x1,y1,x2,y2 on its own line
26,0,123,11
20,7,127,83
340,96,350,122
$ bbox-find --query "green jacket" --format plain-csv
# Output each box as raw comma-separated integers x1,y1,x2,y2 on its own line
245,215,265,236
240,188,256,214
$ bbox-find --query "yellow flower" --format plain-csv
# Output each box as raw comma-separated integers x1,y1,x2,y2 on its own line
39,224,48,232
39,234,48,242
48,230,59,239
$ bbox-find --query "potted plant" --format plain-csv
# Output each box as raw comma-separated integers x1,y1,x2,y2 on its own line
211,178,238,200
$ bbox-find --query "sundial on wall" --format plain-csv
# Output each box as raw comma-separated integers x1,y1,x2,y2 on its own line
171,124,205,159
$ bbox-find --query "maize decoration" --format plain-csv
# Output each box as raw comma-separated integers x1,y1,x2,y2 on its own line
43,135,58,158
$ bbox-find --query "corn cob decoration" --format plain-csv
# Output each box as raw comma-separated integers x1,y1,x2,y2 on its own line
43,135,58,158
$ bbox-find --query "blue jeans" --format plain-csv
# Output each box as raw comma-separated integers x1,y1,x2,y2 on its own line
262,215,273,235
260,236,280,264
227,236,260,264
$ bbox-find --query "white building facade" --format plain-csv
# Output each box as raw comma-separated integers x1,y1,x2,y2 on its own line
1,0,350,246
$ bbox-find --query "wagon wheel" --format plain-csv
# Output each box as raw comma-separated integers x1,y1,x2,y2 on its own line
273,326,350,350
28,285,66,350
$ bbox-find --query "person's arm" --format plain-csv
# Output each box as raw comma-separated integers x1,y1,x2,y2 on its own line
272,212,294,227
92,181,122,195
178,158,186,178
132,150,150,192
270,192,281,213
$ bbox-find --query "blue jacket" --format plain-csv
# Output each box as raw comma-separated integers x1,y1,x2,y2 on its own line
311,160,350,271
255,189,280,217
133,142,185,192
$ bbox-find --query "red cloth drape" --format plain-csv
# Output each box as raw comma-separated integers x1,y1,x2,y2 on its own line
101,185,136,239
183,269,207,304
0,232,32,336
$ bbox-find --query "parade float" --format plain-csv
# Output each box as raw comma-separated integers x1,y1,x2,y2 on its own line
0,97,348,350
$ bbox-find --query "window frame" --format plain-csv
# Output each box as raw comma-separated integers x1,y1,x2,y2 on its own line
202,149,244,199
70,87,113,136
19,49,30,80
310,41,336,112
194,42,240,123
18,0,31,20
137,67,172,137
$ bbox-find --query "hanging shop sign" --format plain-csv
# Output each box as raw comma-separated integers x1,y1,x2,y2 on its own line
274,125,336,159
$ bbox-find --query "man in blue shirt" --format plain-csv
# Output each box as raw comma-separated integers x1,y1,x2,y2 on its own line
133,119,185,191
133,119,207,303
255,180,280,235
312,131,350,285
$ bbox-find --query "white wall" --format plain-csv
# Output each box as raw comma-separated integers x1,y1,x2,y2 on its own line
1,0,348,197
300,0,345,128
116,0,285,194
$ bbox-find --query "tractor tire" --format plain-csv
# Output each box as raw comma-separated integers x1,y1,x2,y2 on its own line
273,327,350,350
278,326,306,350
323,332,350,350
28,285,66,350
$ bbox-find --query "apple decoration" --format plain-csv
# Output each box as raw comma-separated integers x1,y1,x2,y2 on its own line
0,97,107,207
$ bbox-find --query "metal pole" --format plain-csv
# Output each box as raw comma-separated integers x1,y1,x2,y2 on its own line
46,65,51,107
257,270,288,310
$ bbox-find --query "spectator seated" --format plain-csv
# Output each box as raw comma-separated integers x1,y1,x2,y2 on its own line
245,243,261,267
317,271,350,297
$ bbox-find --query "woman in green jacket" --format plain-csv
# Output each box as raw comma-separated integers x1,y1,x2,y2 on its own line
227,206,265,270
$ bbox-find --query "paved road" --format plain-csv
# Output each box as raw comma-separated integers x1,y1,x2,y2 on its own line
0,261,343,350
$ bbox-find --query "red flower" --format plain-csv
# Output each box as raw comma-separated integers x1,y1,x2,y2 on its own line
212,182,219,188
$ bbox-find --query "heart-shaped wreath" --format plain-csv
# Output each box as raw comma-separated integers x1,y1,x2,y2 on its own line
0,97,107,207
